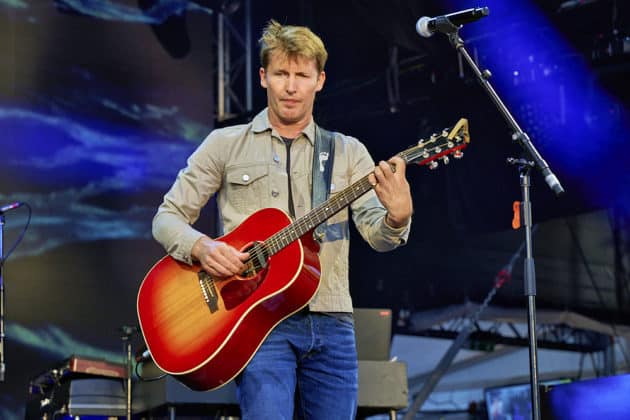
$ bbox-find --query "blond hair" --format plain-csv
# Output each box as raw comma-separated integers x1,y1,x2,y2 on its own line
259,20,328,72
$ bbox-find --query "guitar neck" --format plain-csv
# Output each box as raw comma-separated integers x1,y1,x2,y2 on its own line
265,175,374,256
261,118,470,258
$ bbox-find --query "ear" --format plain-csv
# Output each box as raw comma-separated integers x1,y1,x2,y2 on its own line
315,71,326,92
259,67,268,88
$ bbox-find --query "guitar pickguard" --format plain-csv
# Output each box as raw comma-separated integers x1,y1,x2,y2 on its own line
219,267,269,310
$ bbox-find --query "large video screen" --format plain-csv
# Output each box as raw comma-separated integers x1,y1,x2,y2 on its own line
485,379,571,420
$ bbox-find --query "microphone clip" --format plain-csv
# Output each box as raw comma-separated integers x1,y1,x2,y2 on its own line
433,15,461,36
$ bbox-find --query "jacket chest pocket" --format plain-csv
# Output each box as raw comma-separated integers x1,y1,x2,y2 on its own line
225,164,270,214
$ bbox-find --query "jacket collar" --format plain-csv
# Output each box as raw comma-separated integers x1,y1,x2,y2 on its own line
252,108,316,145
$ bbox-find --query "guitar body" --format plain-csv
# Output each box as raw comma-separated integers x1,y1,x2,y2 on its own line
137,207,321,391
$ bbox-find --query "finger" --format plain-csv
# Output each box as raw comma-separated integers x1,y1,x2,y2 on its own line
223,246,250,267
216,249,247,274
237,250,251,262
200,245,239,276
201,258,227,278
368,173,378,187
205,255,235,277
389,156,407,174
374,164,386,183
378,160,395,179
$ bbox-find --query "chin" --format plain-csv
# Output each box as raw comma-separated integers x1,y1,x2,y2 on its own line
279,112,303,123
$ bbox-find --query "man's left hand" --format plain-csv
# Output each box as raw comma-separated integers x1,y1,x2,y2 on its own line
368,156,413,228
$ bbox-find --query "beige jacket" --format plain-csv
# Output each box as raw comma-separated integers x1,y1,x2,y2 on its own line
152,108,411,312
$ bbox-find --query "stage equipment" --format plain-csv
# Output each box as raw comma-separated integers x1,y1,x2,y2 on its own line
354,308,393,361
540,373,630,418
0,201,27,382
134,358,407,420
411,6,565,420
27,355,127,418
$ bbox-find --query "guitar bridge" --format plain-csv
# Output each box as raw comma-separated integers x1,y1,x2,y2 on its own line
198,271,219,313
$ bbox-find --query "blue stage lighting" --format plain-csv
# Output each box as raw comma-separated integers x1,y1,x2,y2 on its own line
444,0,630,208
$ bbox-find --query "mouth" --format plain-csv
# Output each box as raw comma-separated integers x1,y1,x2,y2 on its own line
281,99,300,106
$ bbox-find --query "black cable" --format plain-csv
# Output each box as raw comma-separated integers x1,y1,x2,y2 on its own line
0,202,32,267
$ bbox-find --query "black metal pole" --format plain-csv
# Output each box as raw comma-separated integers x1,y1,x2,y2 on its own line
120,325,136,420
446,32,564,196
438,28,564,420
512,160,542,419
126,338,132,420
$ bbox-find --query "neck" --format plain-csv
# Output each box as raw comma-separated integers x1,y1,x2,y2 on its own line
268,112,311,139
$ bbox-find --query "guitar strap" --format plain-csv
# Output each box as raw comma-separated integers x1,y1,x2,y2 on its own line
312,125,335,242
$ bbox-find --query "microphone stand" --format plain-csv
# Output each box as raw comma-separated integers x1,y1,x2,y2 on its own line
434,19,565,420
120,325,137,420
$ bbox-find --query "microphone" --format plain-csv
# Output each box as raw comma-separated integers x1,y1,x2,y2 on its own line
416,7,490,38
0,202,23,214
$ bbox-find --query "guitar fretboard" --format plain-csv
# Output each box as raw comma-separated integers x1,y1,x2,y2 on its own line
264,175,374,255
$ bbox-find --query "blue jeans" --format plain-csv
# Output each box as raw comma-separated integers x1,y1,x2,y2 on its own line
235,311,358,420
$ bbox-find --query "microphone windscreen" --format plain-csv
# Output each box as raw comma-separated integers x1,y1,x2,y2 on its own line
416,16,433,38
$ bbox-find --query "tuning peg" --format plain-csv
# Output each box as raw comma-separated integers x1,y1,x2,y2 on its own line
442,156,450,165
428,161,439,170
453,150,464,159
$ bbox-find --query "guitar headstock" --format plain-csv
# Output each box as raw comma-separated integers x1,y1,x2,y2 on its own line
400,118,470,170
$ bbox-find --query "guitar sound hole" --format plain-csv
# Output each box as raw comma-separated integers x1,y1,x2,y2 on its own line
220,241,269,310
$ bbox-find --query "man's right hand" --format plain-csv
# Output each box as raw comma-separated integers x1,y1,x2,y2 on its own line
191,236,250,278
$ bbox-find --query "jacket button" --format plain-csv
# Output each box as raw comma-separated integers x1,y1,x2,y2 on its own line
271,189,279,197
242,174,250,182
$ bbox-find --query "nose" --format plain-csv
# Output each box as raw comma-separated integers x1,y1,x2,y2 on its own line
285,75,297,94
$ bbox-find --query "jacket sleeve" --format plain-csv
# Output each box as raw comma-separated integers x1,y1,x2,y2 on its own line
152,132,224,264
348,139,411,252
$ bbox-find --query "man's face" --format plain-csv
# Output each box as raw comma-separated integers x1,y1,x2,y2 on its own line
260,51,325,128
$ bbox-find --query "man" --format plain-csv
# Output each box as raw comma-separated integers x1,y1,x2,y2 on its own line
153,20,413,419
